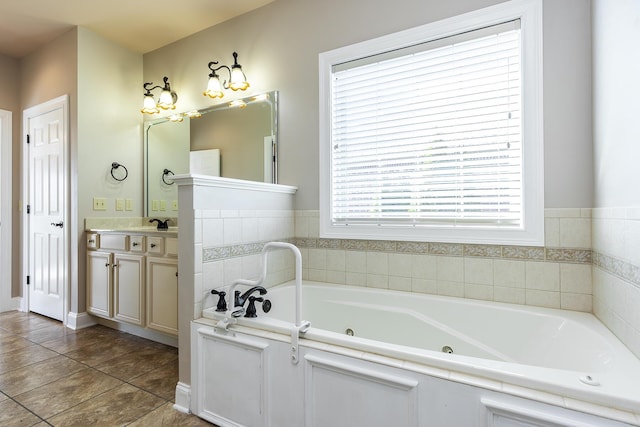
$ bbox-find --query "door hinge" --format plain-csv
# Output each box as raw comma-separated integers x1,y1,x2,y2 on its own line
26,275,30,285
26,134,30,144
27,204,30,214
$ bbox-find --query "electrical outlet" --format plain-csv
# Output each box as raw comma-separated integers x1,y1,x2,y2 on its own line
125,199,133,211
152,200,159,211
115,198,124,211
171,200,178,211
93,197,107,211
160,200,167,211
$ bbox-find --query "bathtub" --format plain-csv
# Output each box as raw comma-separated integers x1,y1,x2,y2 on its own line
194,281,640,426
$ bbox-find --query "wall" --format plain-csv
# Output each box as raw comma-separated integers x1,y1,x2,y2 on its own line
0,54,20,299
143,0,593,210
76,28,143,314
592,0,640,358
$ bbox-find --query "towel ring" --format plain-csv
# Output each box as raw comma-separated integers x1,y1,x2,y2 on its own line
162,168,175,185
111,162,128,182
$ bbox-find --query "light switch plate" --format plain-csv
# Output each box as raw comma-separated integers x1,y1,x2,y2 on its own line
125,199,133,211
160,200,167,211
171,200,178,211
115,198,124,211
93,197,107,211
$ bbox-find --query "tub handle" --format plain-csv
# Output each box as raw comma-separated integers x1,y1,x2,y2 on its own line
291,321,311,365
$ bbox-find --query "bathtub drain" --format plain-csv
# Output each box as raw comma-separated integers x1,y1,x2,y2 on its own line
442,346,454,354
345,328,354,336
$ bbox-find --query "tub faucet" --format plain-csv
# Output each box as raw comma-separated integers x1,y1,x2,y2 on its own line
234,286,267,309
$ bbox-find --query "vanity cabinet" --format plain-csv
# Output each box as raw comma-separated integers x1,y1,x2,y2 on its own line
86,231,178,336
146,257,178,335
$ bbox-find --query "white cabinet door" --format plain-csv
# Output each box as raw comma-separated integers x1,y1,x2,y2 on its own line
146,257,178,335
86,251,112,318
114,253,145,326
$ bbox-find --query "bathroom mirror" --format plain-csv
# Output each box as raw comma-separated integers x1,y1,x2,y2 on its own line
144,91,278,216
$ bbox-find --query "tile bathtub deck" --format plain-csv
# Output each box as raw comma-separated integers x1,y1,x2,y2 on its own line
0,311,215,426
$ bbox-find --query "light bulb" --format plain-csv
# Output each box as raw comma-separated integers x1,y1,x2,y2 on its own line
204,76,224,98
141,94,159,114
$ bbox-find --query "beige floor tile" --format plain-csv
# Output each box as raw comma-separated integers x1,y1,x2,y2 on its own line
63,335,146,367
0,399,43,426
94,346,178,382
38,325,121,354
20,323,78,344
0,344,58,374
14,368,123,419
0,355,86,397
0,314,58,335
47,383,165,426
128,401,216,426
129,359,179,401
0,335,36,355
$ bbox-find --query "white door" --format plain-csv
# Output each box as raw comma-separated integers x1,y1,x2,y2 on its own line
25,98,68,321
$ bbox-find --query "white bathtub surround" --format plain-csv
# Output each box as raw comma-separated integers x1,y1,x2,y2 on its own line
293,209,593,312
173,174,297,415
592,207,640,359
195,281,640,426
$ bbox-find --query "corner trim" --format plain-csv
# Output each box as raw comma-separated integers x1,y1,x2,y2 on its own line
173,382,191,414
66,311,97,330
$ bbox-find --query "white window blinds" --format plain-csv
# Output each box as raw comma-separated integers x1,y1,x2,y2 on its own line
330,21,522,229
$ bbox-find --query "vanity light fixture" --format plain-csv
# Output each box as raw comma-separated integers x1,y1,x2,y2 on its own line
203,52,250,99
141,76,178,114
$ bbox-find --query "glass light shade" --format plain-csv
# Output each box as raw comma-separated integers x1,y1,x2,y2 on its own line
168,114,184,122
229,66,250,91
204,76,224,98
141,94,159,114
229,99,247,109
157,89,176,110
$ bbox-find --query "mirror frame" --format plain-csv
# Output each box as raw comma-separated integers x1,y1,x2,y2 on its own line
143,90,279,216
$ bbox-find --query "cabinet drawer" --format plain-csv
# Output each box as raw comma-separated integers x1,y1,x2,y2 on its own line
87,233,99,249
166,238,178,256
129,235,145,252
100,234,128,251
147,237,164,255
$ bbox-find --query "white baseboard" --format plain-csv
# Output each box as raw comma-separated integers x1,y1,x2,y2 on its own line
94,317,178,347
0,297,21,313
173,382,191,414
66,311,97,330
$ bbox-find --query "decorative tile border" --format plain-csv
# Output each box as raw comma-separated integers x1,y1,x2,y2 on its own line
204,237,593,265
593,252,640,288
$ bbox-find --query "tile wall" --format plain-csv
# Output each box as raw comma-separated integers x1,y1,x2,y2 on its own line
293,209,593,312
199,208,593,313
196,209,296,314
592,208,640,358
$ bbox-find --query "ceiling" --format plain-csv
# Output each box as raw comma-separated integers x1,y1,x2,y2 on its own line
0,0,275,59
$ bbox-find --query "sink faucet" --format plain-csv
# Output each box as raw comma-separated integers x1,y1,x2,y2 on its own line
149,218,169,230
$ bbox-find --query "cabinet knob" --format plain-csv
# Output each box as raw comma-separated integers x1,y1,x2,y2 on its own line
132,242,139,247
105,263,109,267
88,239,95,244
150,243,157,248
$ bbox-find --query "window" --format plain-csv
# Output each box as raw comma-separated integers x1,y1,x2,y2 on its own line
319,0,543,246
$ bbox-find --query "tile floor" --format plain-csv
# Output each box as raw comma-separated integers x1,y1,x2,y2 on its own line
0,310,215,426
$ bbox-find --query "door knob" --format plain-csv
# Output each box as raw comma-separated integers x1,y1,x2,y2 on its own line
51,221,63,228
